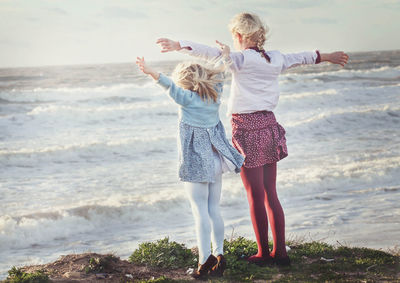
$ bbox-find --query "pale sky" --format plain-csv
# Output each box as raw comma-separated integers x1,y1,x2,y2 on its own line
0,0,399,68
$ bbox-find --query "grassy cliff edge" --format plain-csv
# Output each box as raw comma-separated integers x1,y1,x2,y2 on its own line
3,236,400,282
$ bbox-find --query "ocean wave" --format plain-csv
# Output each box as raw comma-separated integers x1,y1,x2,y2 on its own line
0,82,161,103
0,75,44,82
285,104,400,128
0,190,190,250
280,65,400,84
0,177,249,251
0,135,176,166
29,82,155,94
283,65,400,78
279,154,400,189
26,100,174,115
79,95,151,104
0,96,150,105
314,75,400,83
280,89,338,100
0,98,12,104
349,186,400,195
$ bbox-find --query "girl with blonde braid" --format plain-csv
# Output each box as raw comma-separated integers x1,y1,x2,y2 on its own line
157,12,348,266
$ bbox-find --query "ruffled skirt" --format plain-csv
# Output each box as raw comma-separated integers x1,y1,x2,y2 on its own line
231,111,288,168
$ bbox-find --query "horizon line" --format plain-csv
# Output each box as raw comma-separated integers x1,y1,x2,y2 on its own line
1,48,399,70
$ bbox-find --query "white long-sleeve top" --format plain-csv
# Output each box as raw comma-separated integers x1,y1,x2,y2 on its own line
179,40,319,116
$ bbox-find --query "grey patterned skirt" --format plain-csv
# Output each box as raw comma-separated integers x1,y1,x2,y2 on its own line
178,121,245,183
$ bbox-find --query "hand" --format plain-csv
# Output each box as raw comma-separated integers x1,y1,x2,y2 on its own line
136,56,151,74
135,57,159,80
324,51,349,67
216,40,230,57
156,38,181,53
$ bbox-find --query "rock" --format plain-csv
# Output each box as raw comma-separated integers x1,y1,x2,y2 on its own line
64,271,81,278
186,268,194,275
95,273,109,279
320,257,335,263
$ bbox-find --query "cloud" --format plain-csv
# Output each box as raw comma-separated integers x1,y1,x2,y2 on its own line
27,16,40,22
261,0,327,9
302,17,338,24
0,37,29,47
47,7,68,15
101,6,148,20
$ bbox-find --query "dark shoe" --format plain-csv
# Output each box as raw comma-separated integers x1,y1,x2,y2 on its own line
191,254,218,279
273,256,291,266
209,254,227,277
246,254,273,267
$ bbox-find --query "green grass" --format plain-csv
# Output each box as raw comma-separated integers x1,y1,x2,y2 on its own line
4,267,49,283
128,237,197,269
84,254,119,273
5,237,400,282
130,237,400,282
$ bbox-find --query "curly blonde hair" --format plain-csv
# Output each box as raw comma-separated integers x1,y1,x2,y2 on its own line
229,12,269,50
172,62,224,103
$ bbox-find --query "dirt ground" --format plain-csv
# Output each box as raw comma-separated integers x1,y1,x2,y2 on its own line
20,253,192,282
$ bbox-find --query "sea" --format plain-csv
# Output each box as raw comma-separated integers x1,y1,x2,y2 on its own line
0,50,399,278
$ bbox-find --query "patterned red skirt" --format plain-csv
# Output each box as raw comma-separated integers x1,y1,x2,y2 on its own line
231,111,288,168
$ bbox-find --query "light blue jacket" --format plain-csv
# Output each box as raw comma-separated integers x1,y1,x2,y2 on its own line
157,73,244,183
157,73,222,128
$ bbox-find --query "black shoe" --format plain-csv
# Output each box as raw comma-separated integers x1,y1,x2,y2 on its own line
246,255,274,267
273,256,291,266
190,254,218,279
209,254,226,277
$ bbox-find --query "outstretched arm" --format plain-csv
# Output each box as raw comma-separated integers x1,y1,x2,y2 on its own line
135,56,159,80
320,51,349,67
156,38,184,52
135,56,194,106
157,38,221,60
156,38,244,71
281,50,349,72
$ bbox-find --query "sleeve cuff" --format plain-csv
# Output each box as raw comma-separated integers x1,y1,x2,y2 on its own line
156,73,172,89
315,50,321,64
178,40,193,53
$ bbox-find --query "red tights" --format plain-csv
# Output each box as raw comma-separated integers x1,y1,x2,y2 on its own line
240,162,287,259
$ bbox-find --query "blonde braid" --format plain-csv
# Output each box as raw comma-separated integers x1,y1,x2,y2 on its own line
229,12,269,49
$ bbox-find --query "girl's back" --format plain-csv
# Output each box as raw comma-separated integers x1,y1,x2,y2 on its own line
157,73,222,128
229,48,316,115
230,49,281,115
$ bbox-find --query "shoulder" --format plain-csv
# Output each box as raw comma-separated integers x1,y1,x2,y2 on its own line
241,49,257,57
266,50,283,57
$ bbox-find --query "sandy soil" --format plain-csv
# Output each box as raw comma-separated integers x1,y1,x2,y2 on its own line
20,253,192,282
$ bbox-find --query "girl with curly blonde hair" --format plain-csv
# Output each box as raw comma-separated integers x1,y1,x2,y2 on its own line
136,56,244,279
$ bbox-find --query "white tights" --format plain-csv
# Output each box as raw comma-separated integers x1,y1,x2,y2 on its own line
185,150,224,264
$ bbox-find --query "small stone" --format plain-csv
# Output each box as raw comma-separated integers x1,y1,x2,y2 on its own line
320,257,334,263
95,273,108,279
186,268,194,275
64,271,81,278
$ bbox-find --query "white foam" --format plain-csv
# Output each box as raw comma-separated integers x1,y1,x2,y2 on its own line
279,153,400,189
284,104,399,128
0,82,161,103
281,64,400,79
26,100,173,116
280,89,338,100
0,189,192,250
